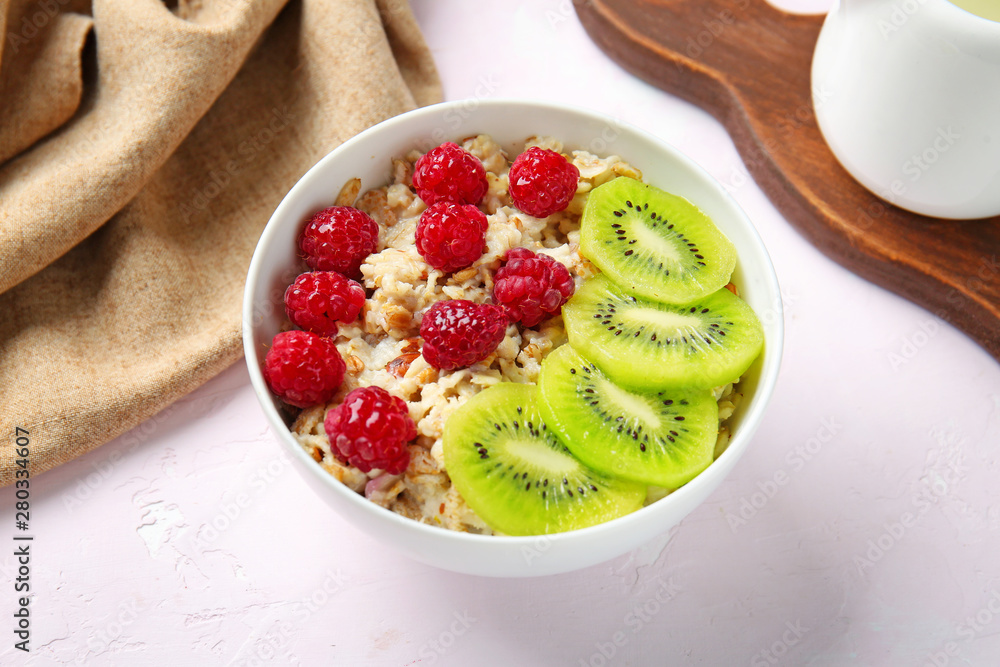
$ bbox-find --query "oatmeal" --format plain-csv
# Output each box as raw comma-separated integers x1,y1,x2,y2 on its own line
284,134,746,535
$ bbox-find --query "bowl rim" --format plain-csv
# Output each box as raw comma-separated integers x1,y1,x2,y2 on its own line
242,97,784,548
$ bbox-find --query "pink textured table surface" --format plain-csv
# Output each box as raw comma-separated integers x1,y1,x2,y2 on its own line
4,1,1000,665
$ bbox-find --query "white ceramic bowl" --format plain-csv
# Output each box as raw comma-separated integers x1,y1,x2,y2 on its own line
243,99,783,577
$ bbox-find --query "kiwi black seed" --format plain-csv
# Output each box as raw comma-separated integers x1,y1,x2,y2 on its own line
538,345,718,488
580,177,737,304
442,383,645,536
563,274,764,391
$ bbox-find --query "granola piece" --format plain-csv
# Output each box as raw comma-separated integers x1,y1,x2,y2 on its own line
334,178,362,206
524,135,563,153
462,134,508,175
356,188,398,231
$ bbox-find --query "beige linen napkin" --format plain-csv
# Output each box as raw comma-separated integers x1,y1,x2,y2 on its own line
0,0,441,485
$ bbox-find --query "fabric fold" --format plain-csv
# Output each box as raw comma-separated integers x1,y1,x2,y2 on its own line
0,0,289,293
0,10,92,164
0,0,441,486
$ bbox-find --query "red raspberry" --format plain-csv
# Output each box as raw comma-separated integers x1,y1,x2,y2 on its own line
263,330,346,408
412,142,488,206
493,248,576,328
299,206,379,278
324,386,416,474
419,300,507,371
415,202,489,272
508,147,580,218
284,271,366,337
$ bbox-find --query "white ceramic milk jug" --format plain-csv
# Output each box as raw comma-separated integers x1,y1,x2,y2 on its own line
811,0,1000,219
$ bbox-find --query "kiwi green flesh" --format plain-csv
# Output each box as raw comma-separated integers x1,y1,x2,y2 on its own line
563,274,764,391
580,177,737,304
442,383,646,536
539,345,719,488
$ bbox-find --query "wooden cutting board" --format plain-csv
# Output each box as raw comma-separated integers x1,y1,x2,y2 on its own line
574,0,1000,361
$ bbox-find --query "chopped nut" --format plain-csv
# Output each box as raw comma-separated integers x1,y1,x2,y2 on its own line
452,267,478,283
387,352,421,378
486,171,507,195
392,158,412,187
612,161,642,180
525,343,541,360
363,309,381,336
356,188,398,228
441,285,466,300
714,426,732,459
574,257,599,280
573,151,612,180
407,447,443,475
416,366,438,385
345,354,365,374
724,282,740,297
334,178,361,207
524,135,563,152
385,306,413,334
401,337,422,354
311,446,324,463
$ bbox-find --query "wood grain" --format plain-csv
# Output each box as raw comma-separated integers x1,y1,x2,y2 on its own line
574,0,1000,361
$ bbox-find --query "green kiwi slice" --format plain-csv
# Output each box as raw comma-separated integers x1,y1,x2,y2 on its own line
538,345,718,488
443,383,645,536
580,177,737,304
563,274,764,391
